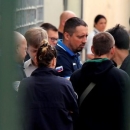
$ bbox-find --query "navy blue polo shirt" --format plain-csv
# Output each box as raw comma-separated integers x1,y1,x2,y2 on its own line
56,40,82,79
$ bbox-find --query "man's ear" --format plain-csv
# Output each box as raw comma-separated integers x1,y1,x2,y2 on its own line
110,46,115,55
64,32,70,41
108,46,115,59
91,45,94,54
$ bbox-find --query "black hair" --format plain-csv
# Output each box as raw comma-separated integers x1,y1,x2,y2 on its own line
63,17,87,36
107,24,130,49
40,23,58,32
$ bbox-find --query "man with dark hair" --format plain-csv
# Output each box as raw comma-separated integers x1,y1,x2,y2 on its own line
70,32,130,130
107,24,130,76
56,17,88,79
40,23,58,46
58,10,76,39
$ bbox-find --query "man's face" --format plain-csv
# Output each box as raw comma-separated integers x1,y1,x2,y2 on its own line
65,25,88,53
47,29,58,47
27,45,38,64
17,38,27,62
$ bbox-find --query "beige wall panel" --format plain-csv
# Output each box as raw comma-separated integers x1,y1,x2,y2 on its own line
44,0,64,28
83,0,130,33
67,0,81,17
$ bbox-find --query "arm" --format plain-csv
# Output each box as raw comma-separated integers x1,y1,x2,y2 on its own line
56,55,74,79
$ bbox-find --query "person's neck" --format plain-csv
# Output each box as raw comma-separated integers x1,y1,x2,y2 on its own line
94,55,109,59
113,49,129,66
58,25,63,33
31,59,37,66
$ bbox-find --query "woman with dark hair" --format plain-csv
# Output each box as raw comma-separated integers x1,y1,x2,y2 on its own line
17,40,78,130
85,14,107,60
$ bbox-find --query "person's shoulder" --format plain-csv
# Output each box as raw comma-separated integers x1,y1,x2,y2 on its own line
109,66,130,80
55,76,72,86
19,76,35,88
70,68,81,81
21,76,33,83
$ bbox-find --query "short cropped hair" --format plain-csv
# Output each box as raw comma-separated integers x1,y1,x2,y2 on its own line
107,24,130,49
25,27,48,48
63,17,87,36
40,23,58,32
93,32,115,56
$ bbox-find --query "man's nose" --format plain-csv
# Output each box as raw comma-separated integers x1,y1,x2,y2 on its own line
82,36,87,43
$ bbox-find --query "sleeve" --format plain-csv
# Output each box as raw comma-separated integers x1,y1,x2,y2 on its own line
56,55,73,79
62,80,79,122
120,72,130,130
17,79,29,110
70,69,81,93
85,31,95,54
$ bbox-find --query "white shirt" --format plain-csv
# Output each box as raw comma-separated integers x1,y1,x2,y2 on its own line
85,28,100,54
24,59,37,77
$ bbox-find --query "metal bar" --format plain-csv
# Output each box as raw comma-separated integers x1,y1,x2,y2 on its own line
0,0,17,130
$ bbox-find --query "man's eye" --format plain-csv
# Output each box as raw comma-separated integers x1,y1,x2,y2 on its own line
77,35,88,39
77,36,85,39
77,36,82,38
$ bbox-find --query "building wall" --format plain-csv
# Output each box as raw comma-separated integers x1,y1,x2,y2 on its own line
44,0,63,28
44,0,82,28
83,0,130,33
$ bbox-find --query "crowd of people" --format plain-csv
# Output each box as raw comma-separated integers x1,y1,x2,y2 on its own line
13,10,130,130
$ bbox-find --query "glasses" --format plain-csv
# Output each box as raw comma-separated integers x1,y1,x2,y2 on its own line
49,37,58,42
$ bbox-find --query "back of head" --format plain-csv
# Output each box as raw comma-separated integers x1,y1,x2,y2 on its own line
60,10,76,22
14,31,27,62
64,17,87,36
107,24,130,49
25,27,48,48
37,40,57,67
93,32,115,56
40,23,58,32
14,31,25,48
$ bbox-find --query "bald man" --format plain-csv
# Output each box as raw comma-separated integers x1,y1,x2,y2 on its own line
58,10,76,39
14,31,27,64
13,31,27,91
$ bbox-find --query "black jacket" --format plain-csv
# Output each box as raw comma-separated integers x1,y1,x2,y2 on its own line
70,58,130,130
17,66,78,130
120,54,130,77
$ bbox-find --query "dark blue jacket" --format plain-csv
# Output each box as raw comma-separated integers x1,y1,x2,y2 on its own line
17,66,78,130
56,40,82,79
120,54,130,77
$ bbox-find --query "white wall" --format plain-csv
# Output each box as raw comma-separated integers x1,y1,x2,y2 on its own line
83,0,130,33
43,0,63,28
67,0,81,17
